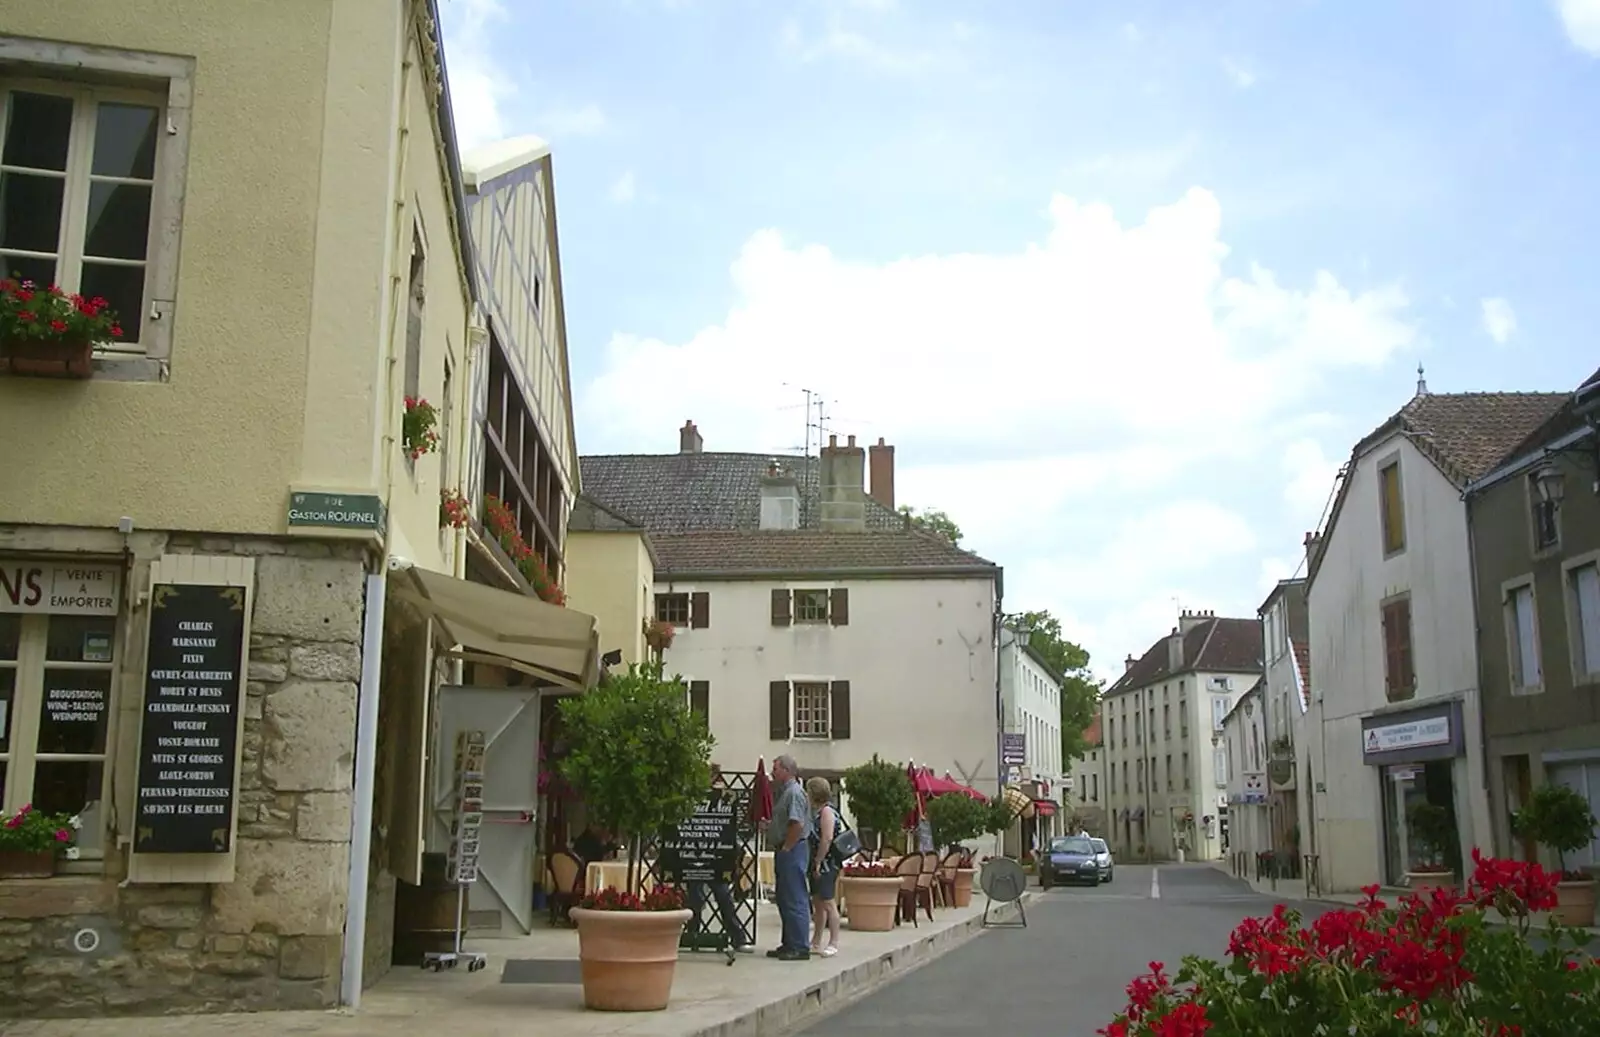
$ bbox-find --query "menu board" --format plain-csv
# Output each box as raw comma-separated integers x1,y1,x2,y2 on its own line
132,584,248,854
657,792,740,884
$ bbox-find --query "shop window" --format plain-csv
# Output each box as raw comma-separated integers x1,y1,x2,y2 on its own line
1381,760,1460,885
0,612,115,860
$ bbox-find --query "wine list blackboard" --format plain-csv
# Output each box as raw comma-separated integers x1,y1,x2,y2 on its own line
656,792,740,884
133,583,249,854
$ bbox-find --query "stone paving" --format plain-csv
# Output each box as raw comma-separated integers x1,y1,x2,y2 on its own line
4,895,1027,1037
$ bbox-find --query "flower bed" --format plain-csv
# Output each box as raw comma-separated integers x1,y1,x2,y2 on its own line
580,886,686,912
1101,850,1600,1036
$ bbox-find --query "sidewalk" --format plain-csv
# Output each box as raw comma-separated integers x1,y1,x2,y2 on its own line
3,894,1029,1037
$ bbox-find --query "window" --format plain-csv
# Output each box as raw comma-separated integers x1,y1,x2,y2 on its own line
793,681,830,738
1091,773,1098,801
1179,698,1188,738
1379,460,1406,555
1136,759,1143,793
1214,748,1227,788
1211,695,1230,732
1530,472,1561,552
1163,703,1170,739
1570,562,1600,682
1182,751,1191,789
0,612,115,859
404,228,425,401
1505,582,1542,693
1165,753,1173,791
1134,713,1142,745
1381,597,1416,701
1107,717,1114,747
1121,761,1127,792
1,76,181,361
794,590,830,623
654,593,689,625
439,355,454,489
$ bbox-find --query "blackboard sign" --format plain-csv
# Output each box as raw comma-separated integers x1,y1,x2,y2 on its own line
656,792,740,884
133,584,248,854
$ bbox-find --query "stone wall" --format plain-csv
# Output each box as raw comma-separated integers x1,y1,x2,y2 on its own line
0,534,376,1019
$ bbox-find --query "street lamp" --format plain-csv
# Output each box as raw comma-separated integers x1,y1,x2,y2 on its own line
1533,463,1566,506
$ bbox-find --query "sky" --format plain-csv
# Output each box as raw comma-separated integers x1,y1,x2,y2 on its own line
438,0,1600,682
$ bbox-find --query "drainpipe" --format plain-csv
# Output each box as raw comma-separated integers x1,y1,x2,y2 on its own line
993,594,1006,860
341,2,412,1009
1462,489,1494,857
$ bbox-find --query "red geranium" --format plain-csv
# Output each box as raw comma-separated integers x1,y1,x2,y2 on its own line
580,884,686,912
1101,852,1594,1036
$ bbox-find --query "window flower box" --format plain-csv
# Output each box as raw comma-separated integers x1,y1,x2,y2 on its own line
0,279,124,381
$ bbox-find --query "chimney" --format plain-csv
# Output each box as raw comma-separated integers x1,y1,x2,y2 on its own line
1178,608,1212,636
1303,531,1323,570
819,433,867,533
1124,654,1136,672
679,420,703,454
868,437,896,511
759,459,800,531
1168,626,1186,672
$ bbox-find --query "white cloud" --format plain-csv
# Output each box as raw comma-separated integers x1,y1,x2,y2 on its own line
1556,0,1600,54
1281,439,1343,529
1222,59,1257,89
536,102,610,138
579,187,1416,678
1123,23,1144,44
780,15,940,73
609,171,638,204
1480,296,1518,344
439,0,513,151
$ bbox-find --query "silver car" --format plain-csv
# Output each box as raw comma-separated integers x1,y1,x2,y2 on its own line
1090,837,1114,883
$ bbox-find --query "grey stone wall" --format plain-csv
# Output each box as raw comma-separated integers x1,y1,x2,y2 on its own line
0,534,376,1019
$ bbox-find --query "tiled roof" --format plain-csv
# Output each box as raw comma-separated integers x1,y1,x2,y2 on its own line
1106,616,1264,696
1081,710,1103,749
579,452,905,533
649,529,998,578
567,494,644,532
1489,366,1600,473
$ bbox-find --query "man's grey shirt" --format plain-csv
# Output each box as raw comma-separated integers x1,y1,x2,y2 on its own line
768,778,812,845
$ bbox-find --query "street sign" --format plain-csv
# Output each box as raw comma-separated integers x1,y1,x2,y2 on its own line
1001,733,1026,766
286,491,386,532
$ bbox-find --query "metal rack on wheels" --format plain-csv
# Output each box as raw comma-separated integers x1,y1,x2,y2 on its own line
423,730,489,974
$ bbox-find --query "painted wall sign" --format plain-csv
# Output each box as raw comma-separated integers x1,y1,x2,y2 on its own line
0,562,119,615
286,491,386,532
132,584,248,854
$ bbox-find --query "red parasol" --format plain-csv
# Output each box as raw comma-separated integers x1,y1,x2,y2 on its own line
750,757,773,826
939,771,989,802
903,761,928,829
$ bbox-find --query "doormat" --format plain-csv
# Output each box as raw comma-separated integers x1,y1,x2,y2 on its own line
501,958,584,984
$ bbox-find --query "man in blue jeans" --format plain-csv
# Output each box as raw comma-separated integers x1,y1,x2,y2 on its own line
766,754,813,961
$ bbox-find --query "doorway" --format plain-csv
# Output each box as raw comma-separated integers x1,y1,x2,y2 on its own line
1381,760,1459,885
431,685,545,934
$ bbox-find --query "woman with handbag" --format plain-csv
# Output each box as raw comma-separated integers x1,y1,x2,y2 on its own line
805,776,850,957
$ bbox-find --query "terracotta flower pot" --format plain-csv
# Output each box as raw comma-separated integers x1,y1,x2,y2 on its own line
951,867,977,908
1405,870,1456,894
839,876,899,932
570,907,690,1011
1554,878,1596,928
0,336,93,379
0,849,56,879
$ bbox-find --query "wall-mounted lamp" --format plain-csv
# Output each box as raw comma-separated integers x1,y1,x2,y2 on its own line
1533,463,1566,507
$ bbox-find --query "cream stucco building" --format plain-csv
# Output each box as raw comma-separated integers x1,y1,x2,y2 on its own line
1302,385,1566,893
0,3,595,1020
1102,611,1263,862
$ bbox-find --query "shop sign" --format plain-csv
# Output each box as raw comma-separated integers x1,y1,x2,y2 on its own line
1001,732,1026,765
0,561,119,615
656,792,740,884
1362,702,1461,765
286,491,386,532
132,583,249,854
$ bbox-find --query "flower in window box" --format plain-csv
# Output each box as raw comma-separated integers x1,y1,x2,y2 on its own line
440,488,471,529
402,396,441,460
0,279,124,380
0,803,81,878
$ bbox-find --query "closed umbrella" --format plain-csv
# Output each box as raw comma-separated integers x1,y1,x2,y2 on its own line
903,761,928,830
751,758,773,827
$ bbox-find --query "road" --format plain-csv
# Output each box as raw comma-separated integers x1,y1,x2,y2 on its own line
801,863,1327,1036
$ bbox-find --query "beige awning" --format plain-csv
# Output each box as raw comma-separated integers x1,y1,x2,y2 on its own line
394,566,599,691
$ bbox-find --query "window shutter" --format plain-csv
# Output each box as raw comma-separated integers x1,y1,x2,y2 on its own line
829,588,850,626
1396,600,1415,691
830,680,852,739
769,680,791,740
689,680,710,724
690,592,710,629
770,588,792,627
1381,605,1398,695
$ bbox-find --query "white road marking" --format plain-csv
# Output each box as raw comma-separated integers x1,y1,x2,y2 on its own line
1150,868,1161,899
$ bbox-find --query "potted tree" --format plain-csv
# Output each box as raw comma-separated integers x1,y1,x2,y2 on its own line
1514,783,1598,927
836,860,900,931
840,754,915,855
1405,802,1458,893
925,793,989,907
558,661,714,1012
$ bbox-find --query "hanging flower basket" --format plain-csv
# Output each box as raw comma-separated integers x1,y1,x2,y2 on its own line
440,488,470,529
643,618,675,653
402,396,441,460
0,278,123,380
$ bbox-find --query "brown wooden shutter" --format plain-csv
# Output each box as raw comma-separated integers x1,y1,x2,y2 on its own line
1396,599,1415,692
829,680,851,739
1381,604,1398,697
689,680,710,724
770,588,792,626
829,588,850,626
690,592,710,629
769,680,791,739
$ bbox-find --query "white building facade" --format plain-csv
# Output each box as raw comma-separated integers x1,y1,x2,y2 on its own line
1221,681,1269,868
1000,629,1066,837
1304,389,1565,892
1102,611,1263,862
1068,715,1108,837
